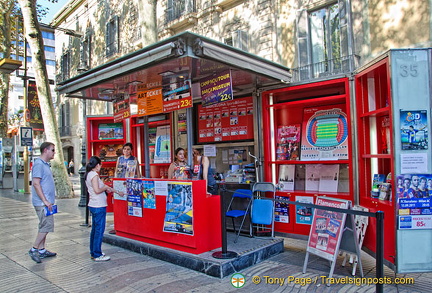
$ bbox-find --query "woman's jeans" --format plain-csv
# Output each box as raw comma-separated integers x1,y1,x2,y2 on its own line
89,207,106,258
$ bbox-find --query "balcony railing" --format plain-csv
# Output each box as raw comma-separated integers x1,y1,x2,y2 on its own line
165,0,196,24
59,125,72,137
291,55,360,83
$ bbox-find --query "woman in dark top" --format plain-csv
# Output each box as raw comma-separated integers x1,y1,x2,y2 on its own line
192,148,218,195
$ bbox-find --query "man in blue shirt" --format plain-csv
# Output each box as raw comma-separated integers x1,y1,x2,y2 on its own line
28,142,57,263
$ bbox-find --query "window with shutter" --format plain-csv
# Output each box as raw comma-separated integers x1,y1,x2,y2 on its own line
106,16,119,57
295,0,353,80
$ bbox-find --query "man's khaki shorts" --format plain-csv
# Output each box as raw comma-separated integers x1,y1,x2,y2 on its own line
34,206,55,233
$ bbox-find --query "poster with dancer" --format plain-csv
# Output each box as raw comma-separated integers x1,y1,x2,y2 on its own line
400,110,428,150
306,197,350,261
163,182,194,235
300,105,349,160
276,124,301,161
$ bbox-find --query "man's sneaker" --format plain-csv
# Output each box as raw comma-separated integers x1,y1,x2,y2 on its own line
93,255,111,261
28,249,41,263
39,250,57,258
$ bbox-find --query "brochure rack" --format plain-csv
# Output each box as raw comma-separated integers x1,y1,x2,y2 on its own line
262,78,353,236
87,116,127,212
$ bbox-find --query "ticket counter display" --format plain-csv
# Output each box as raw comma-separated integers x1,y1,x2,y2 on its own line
112,178,221,254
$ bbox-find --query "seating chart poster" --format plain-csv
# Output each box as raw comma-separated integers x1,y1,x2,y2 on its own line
300,104,349,161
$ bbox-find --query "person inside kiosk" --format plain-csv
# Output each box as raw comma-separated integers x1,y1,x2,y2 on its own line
168,147,191,180
192,148,218,195
115,142,141,179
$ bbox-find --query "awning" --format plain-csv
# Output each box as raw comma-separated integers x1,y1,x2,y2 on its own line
57,32,291,100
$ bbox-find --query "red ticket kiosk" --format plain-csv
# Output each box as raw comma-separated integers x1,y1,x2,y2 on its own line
112,178,221,254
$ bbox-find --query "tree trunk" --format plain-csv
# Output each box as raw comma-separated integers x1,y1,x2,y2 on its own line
18,0,73,198
0,0,14,137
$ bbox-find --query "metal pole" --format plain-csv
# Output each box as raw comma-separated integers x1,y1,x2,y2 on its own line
212,185,238,259
143,116,150,178
23,35,30,194
375,211,384,293
78,99,89,226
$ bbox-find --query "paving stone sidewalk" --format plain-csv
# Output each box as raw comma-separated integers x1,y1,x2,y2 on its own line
0,178,430,292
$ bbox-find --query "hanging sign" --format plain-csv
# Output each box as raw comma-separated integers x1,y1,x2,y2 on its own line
27,80,44,131
113,93,131,122
137,87,163,116
162,79,193,112
200,70,233,107
137,78,192,116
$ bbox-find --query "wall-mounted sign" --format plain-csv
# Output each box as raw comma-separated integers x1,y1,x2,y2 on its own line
200,70,233,107
197,96,253,143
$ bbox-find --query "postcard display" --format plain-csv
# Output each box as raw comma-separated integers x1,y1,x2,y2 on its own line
87,116,127,212
356,49,432,273
262,78,353,235
112,178,221,254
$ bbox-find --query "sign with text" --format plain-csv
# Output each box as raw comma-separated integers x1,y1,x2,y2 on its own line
137,87,163,116
197,96,254,143
200,70,233,107
137,78,192,116
113,93,131,122
399,215,432,229
306,197,350,261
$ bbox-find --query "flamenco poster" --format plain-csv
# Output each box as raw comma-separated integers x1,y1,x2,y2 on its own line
300,104,349,161
306,197,350,261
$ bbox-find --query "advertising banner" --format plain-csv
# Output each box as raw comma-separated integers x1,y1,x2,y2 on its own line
27,80,44,131
200,70,233,107
113,93,131,123
163,181,193,235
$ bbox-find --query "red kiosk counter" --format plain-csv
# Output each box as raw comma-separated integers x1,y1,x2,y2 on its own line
111,178,221,254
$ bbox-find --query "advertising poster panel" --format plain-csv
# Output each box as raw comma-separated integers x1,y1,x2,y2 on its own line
197,96,253,143
163,181,193,235
300,105,349,161
306,196,350,261
396,173,432,230
113,93,131,123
